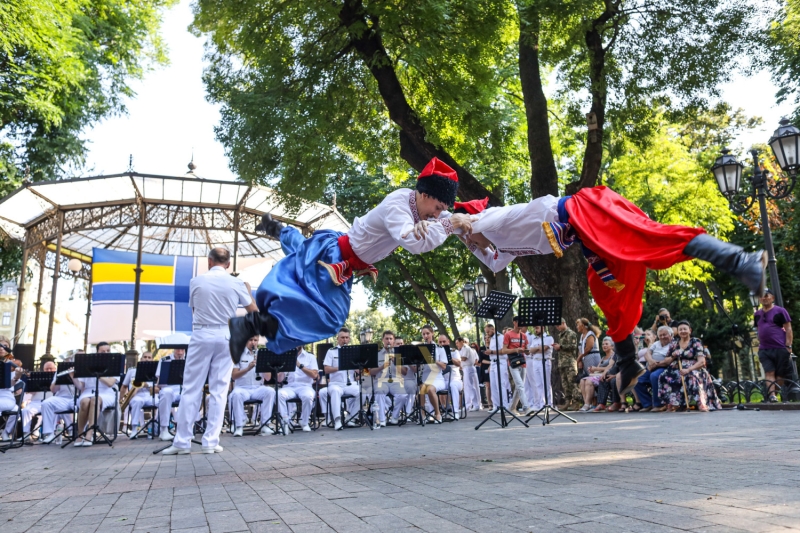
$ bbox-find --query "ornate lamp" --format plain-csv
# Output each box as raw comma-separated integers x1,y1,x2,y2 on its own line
769,118,800,175
711,149,744,199
474,275,489,300
461,282,475,306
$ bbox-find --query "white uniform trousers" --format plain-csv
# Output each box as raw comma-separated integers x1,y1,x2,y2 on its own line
4,400,41,435
509,365,529,411
528,358,553,410
128,394,158,428
173,328,233,449
229,386,276,428
488,361,512,408
319,383,359,421
278,383,315,426
462,366,481,410
444,378,463,411
158,387,181,430
374,381,409,420
0,394,16,413
41,396,73,435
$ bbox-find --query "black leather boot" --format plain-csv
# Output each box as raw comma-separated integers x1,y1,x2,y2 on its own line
255,214,284,239
684,234,767,296
228,312,279,363
614,334,645,397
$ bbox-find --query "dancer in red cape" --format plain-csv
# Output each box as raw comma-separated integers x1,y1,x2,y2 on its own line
455,186,766,395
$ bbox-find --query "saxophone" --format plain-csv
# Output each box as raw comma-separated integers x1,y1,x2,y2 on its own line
120,381,146,413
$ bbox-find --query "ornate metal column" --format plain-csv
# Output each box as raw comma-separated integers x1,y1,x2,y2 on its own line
44,211,65,358
13,245,29,342
232,209,240,273
130,202,146,350
31,251,45,354
83,272,93,352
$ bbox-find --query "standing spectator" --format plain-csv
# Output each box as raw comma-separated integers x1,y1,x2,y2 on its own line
635,326,673,412
503,317,532,414
658,321,721,412
576,318,602,374
553,318,580,410
755,289,793,402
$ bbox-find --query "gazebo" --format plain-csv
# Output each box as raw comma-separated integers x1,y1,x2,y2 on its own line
0,168,349,360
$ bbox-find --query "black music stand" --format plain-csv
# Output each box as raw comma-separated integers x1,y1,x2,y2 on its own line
128,361,160,439
151,358,191,454
518,297,576,425
396,343,436,426
51,363,77,445
338,344,379,429
316,343,333,372
21,371,54,442
65,353,124,448
475,291,527,430
257,348,298,436
438,344,458,422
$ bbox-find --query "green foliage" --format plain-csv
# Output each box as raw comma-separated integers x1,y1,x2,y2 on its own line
0,0,174,188
768,0,800,121
344,308,397,343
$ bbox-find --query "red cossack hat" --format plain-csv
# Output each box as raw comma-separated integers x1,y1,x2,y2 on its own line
416,157,459,207
453,197,489,215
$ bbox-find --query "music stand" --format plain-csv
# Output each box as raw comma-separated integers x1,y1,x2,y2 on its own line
338,344,379,428
256,348,298,435
51,363,77,445
151,358,192,454
475,291,527,430
518,297,576,425
396,344,437,426
65,353,124,448
20,372,54,442
316,343,333,373
128,361,160,439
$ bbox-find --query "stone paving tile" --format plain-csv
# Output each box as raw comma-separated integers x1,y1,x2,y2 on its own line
3,410,800,532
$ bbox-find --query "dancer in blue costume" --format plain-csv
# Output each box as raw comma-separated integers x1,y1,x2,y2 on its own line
227,158,477,361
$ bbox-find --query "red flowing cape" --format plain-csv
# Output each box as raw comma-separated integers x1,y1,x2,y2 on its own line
564,186,705,341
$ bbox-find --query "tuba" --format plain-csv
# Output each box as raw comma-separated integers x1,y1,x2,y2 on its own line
120,381,145,413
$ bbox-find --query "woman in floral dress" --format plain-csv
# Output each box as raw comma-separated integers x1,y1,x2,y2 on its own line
658,320,721,412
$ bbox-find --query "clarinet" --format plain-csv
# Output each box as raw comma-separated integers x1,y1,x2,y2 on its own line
387,347,394,383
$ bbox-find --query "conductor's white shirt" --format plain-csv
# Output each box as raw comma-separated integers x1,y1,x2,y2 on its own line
189,266,252,326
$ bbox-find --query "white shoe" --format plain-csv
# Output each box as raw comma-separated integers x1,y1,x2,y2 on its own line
578,405,590,412
346,419,358,427
388,416,399,425
159,429,174,441
42,433,55,444
454,412,460,420
82,440,93,447
73,439,84,447
161,445,190,455
233,427,243,437
334,418,342,430
260,425,274,436
301,424,311,432
379,420,386,427
201,445,223,454
281,421,289,436
488,407,498,414
0,432,8,442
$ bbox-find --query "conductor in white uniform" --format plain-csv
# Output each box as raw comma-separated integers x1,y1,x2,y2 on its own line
163,247,258,455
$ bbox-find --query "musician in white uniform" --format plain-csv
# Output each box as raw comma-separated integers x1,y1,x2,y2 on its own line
163,248,258,455
0,341,22,419
394,336,418,420
437,333,463,419
122,351,157,438
526,326,555,411
419,325,447,423
457,337,481,411
2,360,56,440
71,342,119,447
319,328,360,430
371,330,407,426
41,363,76,443
484,323,511,413
277,346,318,434
229,336,276,436
154,347,186,441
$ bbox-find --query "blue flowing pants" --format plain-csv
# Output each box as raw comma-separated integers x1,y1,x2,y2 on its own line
255,227,352,353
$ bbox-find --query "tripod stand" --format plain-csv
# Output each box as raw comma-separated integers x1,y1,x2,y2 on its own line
152,358,199,454
475,291,528,430
127,361,160,439
519,297,577,425
396,344,436,427
339,344,379,429
65,353,124,448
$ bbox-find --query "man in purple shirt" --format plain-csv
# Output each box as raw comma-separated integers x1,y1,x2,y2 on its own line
755,289,794,402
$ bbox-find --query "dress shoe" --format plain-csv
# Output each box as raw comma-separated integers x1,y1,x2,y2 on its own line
301,424,311,432
201,445,223,454
260,425,274,436
159,429,174,441
161,445,190,455
233,426,243,437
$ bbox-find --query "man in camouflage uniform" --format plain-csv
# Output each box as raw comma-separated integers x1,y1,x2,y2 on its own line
554,318,579,410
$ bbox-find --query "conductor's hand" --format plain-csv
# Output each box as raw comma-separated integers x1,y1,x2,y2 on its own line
450,213,477,234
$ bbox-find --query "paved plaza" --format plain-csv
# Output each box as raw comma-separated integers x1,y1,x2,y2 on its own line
1,410,800,533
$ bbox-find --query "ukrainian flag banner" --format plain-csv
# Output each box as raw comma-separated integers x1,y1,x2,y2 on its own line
88,248,197,342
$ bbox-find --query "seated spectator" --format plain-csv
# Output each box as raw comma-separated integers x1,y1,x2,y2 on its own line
633,327,672,412
578,337,616,412
657,321,722,412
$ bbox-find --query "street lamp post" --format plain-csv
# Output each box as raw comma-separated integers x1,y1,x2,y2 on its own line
461,275,489,346
710,118,800,308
